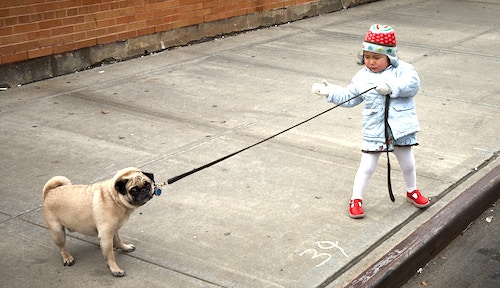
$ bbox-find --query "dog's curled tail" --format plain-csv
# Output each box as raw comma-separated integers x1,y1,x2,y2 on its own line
43,176,72,200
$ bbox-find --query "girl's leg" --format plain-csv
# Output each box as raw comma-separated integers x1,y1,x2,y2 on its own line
393,146,430,208
351,152,381,200
392,146,417,192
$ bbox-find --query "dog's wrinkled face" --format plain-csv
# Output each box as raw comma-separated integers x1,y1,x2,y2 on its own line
115,172,154,206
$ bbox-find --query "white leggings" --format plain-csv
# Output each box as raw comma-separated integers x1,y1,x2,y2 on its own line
351,146,417,200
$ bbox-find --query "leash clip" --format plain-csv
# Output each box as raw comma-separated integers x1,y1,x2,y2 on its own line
153,181,167,196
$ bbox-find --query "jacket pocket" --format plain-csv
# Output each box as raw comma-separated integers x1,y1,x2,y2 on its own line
392,103,415,112
361,108,385,140
390,103,420,139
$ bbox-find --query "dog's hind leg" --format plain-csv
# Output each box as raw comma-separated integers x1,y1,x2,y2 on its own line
49,225,75,266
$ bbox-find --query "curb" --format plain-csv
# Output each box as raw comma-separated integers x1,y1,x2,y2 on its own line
346,164,500,288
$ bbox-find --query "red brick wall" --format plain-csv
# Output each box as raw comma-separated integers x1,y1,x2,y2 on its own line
0,0,318,65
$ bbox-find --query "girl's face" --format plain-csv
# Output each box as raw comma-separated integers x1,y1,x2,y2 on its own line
363,51,390,73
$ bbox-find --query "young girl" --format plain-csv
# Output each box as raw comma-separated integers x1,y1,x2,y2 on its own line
311,24,430,218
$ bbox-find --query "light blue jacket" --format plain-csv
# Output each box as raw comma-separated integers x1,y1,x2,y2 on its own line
326,60,421,142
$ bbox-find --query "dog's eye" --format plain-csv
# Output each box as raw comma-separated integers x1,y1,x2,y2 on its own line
130,186,139,194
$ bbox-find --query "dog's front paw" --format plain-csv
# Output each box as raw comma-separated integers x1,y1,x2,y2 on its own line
120,243,135,252
108,263,126,277
112,269,126,277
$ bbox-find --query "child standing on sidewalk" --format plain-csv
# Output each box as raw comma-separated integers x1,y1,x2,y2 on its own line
311,24,430,218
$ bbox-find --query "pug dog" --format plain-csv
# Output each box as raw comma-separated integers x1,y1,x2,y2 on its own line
42,167,155,277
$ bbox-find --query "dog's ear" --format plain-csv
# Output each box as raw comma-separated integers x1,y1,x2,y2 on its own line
115,179,129,195
142,172,155,183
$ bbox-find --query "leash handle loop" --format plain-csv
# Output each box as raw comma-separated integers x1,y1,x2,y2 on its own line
384,94,395,202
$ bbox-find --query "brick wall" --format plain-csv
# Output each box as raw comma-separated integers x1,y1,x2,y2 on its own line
0,0,374,86
0,0,319,65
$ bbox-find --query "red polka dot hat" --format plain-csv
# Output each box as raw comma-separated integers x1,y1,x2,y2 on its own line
362,24,399,66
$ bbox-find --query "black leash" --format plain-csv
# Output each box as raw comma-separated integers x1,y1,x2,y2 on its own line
164,87,377,185
384,95,395,202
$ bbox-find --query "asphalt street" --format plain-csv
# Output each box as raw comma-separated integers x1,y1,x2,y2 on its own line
403,200,499,288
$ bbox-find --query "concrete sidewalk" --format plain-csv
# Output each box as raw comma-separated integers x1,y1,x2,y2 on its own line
1,0,499,287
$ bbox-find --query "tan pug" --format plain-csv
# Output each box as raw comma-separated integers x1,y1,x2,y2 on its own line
42,167,155,277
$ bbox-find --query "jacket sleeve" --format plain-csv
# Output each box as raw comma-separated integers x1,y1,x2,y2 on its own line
325,71,365,107
386,62,420,98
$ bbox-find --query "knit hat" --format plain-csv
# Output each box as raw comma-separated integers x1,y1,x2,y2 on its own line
362,24,399,67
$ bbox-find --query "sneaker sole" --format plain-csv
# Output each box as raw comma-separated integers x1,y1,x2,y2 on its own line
406,197,430,208
349,213,365,219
